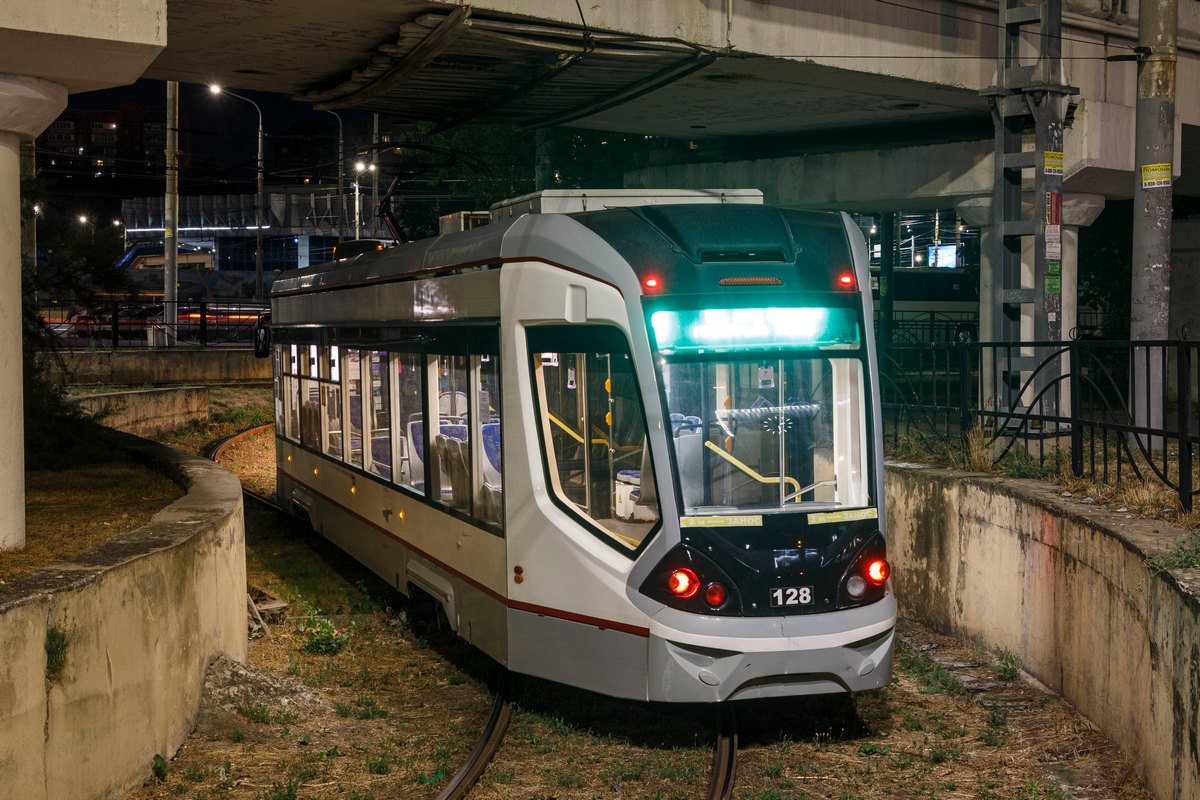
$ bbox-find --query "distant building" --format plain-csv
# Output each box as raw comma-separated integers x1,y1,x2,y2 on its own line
36,102,191,180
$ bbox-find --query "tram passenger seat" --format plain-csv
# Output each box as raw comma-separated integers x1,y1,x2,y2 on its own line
439,391,468,418
435,430,469,509
674,424,704,509
370,434,391,481
479,422,503,525
615,469,640,519
407,419,425,489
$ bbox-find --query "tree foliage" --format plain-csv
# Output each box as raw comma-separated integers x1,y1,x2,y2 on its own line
21,169,131,469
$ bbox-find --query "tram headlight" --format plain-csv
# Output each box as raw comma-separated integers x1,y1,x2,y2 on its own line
640,544,741,616
704,582,728,608
667,568,699,598
837,532,889,608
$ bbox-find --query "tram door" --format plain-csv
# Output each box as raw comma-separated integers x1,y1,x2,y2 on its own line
531,327,660,550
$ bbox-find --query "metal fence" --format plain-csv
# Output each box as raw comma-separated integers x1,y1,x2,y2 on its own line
49,300,267,349
881,339,1199,511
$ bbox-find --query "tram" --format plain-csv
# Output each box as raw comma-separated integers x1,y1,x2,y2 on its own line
265,189,895,702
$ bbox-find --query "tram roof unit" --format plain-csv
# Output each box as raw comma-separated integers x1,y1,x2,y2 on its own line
271,189,860,301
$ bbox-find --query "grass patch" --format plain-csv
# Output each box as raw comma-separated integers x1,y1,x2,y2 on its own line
9,462,182,586
993,647,1022,681
44,620,73,680
899,649,967,695
153,386,273,457
334,694,389,719
299,618,354,655
1147,529,1200,574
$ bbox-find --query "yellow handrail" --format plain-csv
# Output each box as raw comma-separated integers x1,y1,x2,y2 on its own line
704,440,801,498
547,412,585,443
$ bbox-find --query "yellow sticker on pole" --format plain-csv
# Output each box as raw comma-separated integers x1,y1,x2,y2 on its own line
1141,163,1172,189
1043,151,1063,176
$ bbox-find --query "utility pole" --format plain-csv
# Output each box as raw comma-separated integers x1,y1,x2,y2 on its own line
1130,0,1177,446
371,113,380,239
164,81,179,347
323,109,344,241
982,0,1076,419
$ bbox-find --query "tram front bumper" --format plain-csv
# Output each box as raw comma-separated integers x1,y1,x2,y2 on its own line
645,593,896,703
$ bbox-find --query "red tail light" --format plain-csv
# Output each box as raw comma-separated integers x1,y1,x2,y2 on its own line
866,559,889,584
643,276,661,291
667,568,699,598
704,583,728,608
836,271,857,290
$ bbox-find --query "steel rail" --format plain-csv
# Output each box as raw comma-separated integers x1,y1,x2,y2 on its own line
214,422,515,800
707,703,738,800
208,423,290,514
435,687,513,800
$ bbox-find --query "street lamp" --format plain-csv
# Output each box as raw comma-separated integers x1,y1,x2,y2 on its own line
353,161,375,241
323,110,344,241
209,83,265,301
113,219,126,251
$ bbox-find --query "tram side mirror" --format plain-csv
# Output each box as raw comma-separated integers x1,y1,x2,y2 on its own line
253,312,271,358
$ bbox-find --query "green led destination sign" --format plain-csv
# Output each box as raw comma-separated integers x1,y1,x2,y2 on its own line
649,307,860,352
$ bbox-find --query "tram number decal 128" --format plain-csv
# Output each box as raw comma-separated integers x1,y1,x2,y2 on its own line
770,586,814,607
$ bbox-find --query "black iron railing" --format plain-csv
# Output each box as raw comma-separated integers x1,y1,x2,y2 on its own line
881,340,1200,511
53,300,267,349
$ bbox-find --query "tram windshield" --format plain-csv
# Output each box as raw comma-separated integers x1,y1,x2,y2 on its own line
652,308,871,515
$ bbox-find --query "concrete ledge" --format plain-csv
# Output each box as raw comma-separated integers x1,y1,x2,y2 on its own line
887,464,1199,800
45,349,271,386
69,386,210,437
0,434,247,800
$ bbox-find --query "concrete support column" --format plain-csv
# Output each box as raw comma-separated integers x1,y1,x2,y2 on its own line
0,74,67,551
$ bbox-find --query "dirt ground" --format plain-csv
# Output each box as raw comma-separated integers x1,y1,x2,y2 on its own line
6,461,182,586
120,426,1155,800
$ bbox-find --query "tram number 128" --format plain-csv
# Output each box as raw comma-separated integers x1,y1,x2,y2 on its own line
770,587,814,606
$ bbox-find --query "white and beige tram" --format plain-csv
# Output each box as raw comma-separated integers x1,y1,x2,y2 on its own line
266,189,895,702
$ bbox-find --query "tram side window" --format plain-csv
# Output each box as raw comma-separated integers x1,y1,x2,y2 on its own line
394,351,425,496
346,349,363,468
474,353,502,533
530,329,659,551
281,344,300,442
320,346,343,459
365,351,392,480
434,355,471,513
299,344,320,450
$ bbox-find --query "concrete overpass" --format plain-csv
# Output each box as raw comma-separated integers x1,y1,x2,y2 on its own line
3,1,1199,538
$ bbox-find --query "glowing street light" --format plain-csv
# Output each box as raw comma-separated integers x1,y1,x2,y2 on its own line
354,161,375,240
209,83,265,300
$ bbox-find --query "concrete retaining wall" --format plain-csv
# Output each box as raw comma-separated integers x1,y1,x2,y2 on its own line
887,463,1200,800
46,349,270,386
69,386,210,436
0,435,247,800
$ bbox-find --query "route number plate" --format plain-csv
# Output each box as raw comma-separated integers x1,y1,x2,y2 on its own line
770,586,814,607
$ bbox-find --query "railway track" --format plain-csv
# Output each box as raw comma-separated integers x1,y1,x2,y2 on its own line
707,704,738,800
435,688,513,800
213,423,745,800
